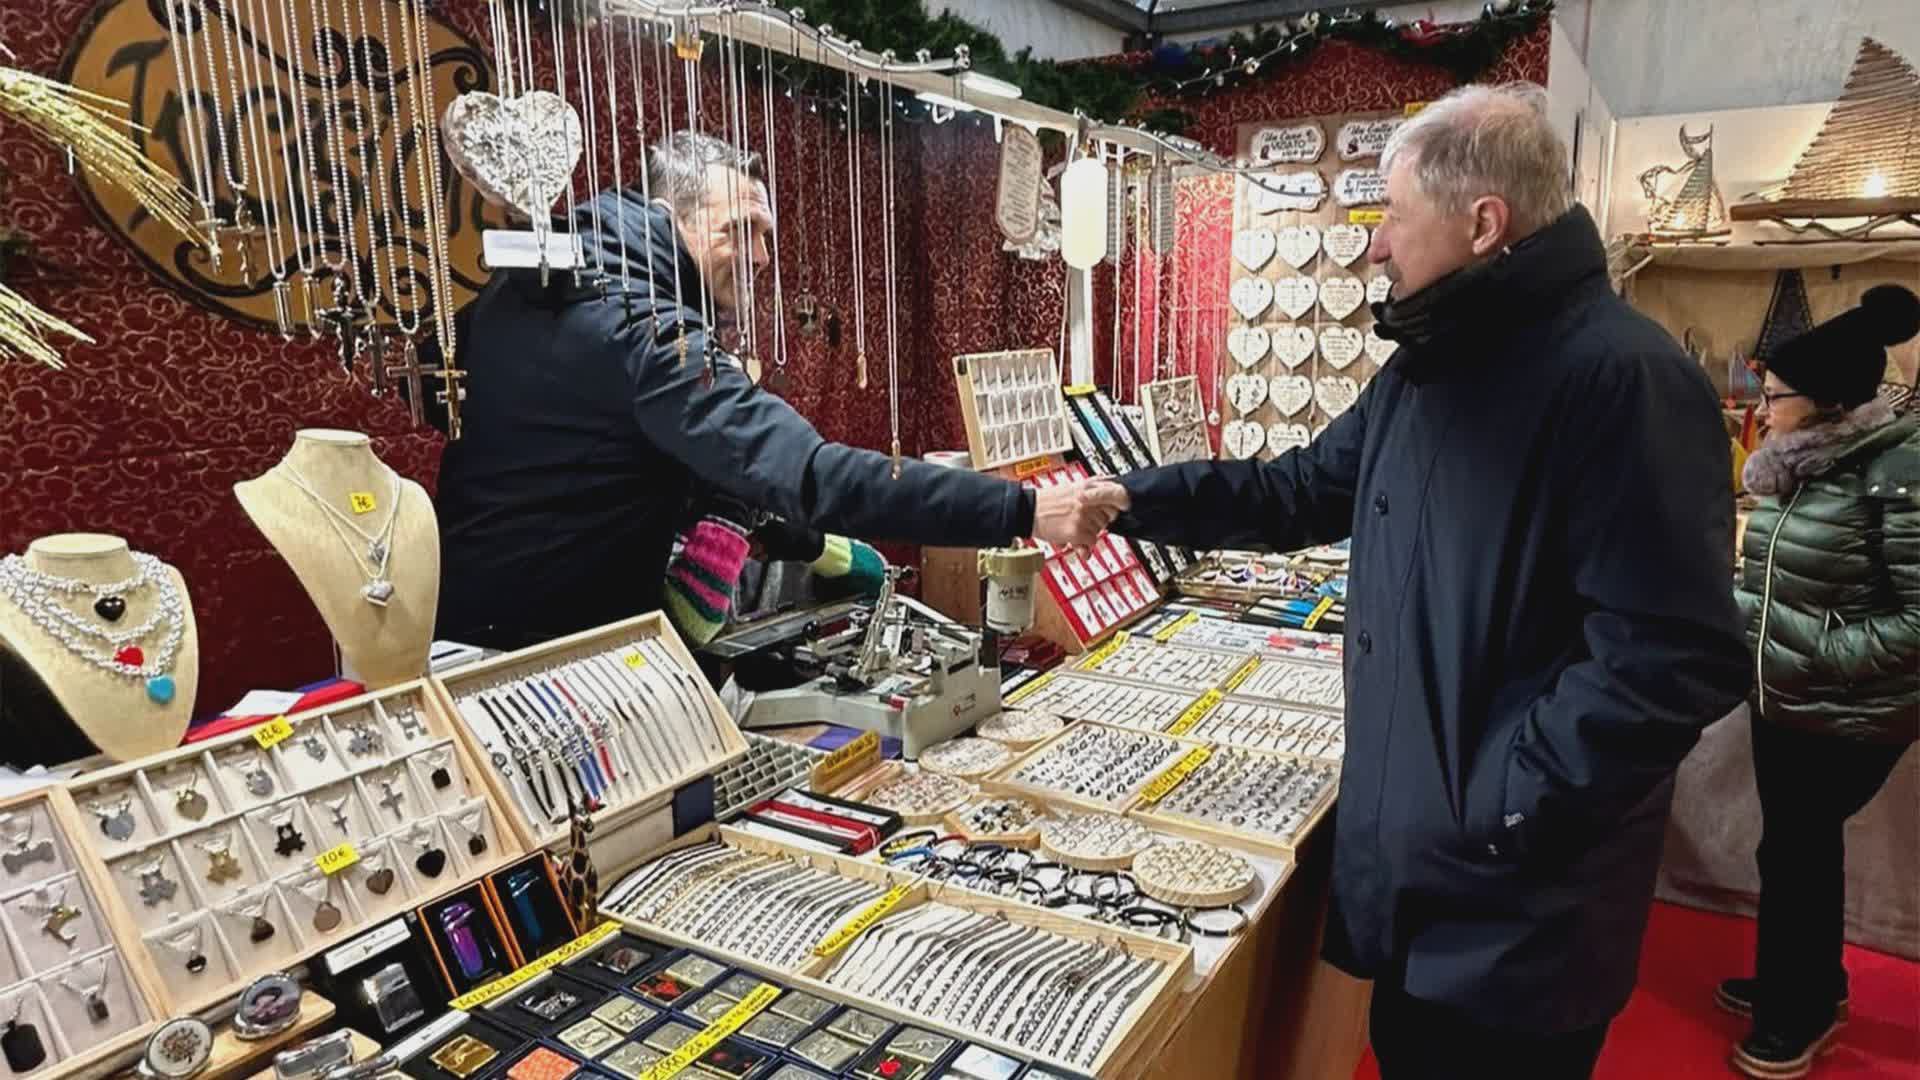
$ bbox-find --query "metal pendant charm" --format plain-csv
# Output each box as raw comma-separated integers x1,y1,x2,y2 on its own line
85,992,109,1024
41,904,80,942
274,824,306,858
366,868,395,895
312,899,342,932
138,869,178,907
1,1020,45,1072
468,833,488,857
2,838,54,874
301,737,328,762
431,767,453,790
414,847,447,879
174,787,209,821
249,916,276,944
245,770,274,798
347,725,382,757
206,849,242,885
186,952,208,974
361,579,395,606
99,807,136,842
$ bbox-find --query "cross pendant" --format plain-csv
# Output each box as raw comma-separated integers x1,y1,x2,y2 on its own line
428,365,469,440
382,337,427,427
360,327,390,396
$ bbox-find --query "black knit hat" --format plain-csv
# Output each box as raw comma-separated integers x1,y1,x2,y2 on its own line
1765,284,1920,408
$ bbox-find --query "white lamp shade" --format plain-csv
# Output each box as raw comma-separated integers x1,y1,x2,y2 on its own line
1060,156,1110,270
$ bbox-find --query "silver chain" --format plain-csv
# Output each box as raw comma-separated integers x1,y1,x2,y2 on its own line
0,553,185,679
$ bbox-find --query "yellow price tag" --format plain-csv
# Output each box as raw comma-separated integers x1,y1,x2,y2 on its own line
813,884,912,959
1013,456,1055,479
1404,100,1429,116
448,922,622,1010
623,650,647,669
1004,672,1053,705
1076,630,1130,671
1302,595,1337,631
315,842,359,875
347,491,378,514
1063,383,1097,397
252,716,294,750
1153,610,1201,644
1166,690,1224,737
639,984,780,1080
1139,746,1212,805
1348,209,1386,226
1222,657,1263,693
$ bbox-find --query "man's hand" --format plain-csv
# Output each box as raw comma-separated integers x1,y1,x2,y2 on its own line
1033,480,1132,549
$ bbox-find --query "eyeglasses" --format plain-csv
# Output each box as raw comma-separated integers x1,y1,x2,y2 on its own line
1759,390,1807,408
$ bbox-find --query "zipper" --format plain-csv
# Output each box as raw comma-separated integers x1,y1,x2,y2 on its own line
1754,486,1806,714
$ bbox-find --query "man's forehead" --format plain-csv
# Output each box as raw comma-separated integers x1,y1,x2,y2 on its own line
698,165,770,215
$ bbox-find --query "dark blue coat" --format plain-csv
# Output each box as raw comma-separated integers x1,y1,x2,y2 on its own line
435,191,1033,649
1112,206,1750,1031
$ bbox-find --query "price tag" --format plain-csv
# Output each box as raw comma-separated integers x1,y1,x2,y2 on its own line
347,492,378,515
813,884,912,959
1404,100,1429,116
252,715,294,750
448,922,622,1009
622,650,647,669
1076,630,1130,671
1166,689,1224,736
811,730,881,795
638,983,780,1080
315,842,359,875
1013,456,1055,479
1347,209,1386,226
1138,746,1212,805
1004,672,1053,705
1153,610,1201,644
1302,595,1337,631
1222,657,1263,693
1064,384,1097,397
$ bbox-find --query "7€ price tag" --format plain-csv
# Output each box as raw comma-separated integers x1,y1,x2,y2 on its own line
253,715,294,750
315,842,359,875
347,492,378,515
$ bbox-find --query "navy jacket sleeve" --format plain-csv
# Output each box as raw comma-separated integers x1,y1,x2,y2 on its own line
622,317,1034,547
1107,378,1370,552
1468,342,1751,861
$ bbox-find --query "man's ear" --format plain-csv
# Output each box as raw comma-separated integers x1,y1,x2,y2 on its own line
1467,196,1511,257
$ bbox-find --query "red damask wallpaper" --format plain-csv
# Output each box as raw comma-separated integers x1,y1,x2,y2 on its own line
0,3,1544,740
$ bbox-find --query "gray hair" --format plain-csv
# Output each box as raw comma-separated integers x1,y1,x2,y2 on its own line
1380,82,1572,238
646,130,765,216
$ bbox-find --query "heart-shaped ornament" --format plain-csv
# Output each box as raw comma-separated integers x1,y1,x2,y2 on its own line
366,867,395,895
414,847,448,879
1368,275,1393,304
1227,373,1268,414
1274,276,1318,320
1319,326,1364,369
1320,276,1365,320
1365,328,1397,365
1227,326,1271,368
1223,420,1265,459
1271,325,1316,369
1276,225,1321,269
1316,375,1360,418
1322,224,1369,266
1232,229,1276,272
441,90,585,220
1267,422,1312,455
1270,373,1313,417
1230,277,1273,321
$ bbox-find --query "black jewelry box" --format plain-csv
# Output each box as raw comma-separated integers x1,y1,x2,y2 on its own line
479,969,609,1039
560,930,671,992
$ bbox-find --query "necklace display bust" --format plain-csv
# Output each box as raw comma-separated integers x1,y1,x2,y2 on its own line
0,534,197,760
234,430,438,689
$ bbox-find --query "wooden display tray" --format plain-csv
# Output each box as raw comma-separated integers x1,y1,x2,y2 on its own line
981,720,1213,818
1128,748,1340,859
59,681,521,1015
952,349,1074,471
833,762,977,827
430,613,749,850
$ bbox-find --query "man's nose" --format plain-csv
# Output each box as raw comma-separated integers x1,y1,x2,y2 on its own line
1367,227,1390,265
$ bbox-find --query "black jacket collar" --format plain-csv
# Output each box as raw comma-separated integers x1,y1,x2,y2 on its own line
513,188,714,320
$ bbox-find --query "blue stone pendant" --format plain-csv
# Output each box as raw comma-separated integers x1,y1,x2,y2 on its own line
146,675,175,704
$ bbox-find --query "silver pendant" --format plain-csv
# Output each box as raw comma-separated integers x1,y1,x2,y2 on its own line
245,770,274,798
347,725,382,757
2,839,55,874
139,868,178,907
361,579,395,606
367,541,389,565
85,993,109,1024
175,788,209,821
301,737,328,762
99,807,136,842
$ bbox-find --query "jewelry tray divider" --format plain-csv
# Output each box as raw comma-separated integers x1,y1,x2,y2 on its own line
1126,747,1341,858
59,679,523,1015
428,613,750,850
600,823,1192,1079
978,720,1214,820
951,349,1074,472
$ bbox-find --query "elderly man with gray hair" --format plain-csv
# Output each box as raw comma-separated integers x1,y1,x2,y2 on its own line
1061,84,1750,1076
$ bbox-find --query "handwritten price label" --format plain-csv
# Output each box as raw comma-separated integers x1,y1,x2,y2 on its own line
1223,657,1263,693
1004,672,1054,705
1138,747,1213,805
1076,631,1130,671
1166,690,1224,737
448,922,621,1010
315,842,359,875
638,984,780,1080
1153,611,1201,644
347,492,378,514
1302,596,1337,631
252,716,294,750
813,884,912,959
623,650,647,669
1347,209,1386,226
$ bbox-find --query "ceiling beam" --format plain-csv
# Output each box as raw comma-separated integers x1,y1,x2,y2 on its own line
1050,0,1152,33
1149,0,1330,35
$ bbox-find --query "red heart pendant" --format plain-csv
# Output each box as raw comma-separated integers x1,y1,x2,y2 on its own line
114,645,145,666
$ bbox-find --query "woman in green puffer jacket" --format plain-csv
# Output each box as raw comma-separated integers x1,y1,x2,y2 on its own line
1721,284,1919,1080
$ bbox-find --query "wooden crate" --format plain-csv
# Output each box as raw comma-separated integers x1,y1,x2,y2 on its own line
430,613,749,850
1129,748,1340,859
980,720,1214,818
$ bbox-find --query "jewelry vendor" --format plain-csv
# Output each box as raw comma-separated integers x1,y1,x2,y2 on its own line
435,131,1089,649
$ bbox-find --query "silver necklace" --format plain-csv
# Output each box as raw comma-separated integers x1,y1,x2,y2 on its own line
0,553,184,704
56,957,111,1024
845,66,868,389
278,463,403,605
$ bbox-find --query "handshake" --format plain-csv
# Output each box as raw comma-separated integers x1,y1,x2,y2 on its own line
1032,479,1133,549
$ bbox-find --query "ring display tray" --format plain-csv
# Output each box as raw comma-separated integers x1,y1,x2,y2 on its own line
1128,746,1340,858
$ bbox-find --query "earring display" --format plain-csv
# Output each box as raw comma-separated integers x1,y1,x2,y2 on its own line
1007,461,1159,648
1138,748,1339,853
1004,674,1203,734
1130,841,1257,907
974,709,1066,750
1181,698,1345,763
853,769,972,825
914,738,1011,779
997,724,1193,811
952,349,1073,471
1036,812,1155,871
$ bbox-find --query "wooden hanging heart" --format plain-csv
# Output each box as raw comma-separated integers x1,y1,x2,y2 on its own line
1230,277,1273,321
1368,274,1393,305
1250,170,1327,214
1319,276,1365,320
1223,419,1266,459
1319,326,1363,369
1227,326,1271,368
1271,325,1316,369
442,90,584,220
1227,373,1268,414
1269,373,1313,417
1267,422,1312,455
1275,225,1321,269
1322,224,1369,267
1274,276,1318,320
1365,328,1398,365
1232,229,1276,272
1315,375,1360,418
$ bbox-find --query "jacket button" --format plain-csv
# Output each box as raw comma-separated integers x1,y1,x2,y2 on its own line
1373,492,1389,515
1357,631,1373,654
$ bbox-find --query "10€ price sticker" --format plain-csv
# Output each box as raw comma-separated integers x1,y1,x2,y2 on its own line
253,715,294,750
315,842,359,875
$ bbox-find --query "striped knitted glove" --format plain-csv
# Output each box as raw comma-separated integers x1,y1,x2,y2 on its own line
810,535,888,598
662,516,751,646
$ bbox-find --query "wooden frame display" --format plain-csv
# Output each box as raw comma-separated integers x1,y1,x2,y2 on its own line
1138,376,1210,464
1130,748,1339,859
952,350,1073,471
431,613,749,849
61,681,521,1014
982,720,1211,818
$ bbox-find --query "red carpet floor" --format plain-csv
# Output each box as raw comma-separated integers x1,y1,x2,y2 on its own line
1353,901,1920,1078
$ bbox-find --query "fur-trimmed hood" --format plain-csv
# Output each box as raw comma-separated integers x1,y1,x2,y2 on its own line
1742,399,1898,496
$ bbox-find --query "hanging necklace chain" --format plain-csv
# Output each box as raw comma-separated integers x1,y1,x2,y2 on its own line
373,0,427,335
597,0,630,300
234,0,288,280
158,0,217,221
0,555,153,598
209,0,254,195
312,0,361,291
0,554,185,675
277,463,403,578
758,31,788,380
845,68,867,387
57,957,109,998
878,67,901,475
273,0,323,283
339,0,393,310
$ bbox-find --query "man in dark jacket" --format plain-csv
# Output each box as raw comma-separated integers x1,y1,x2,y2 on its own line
436,132,1081,648
1062,85,1751,1076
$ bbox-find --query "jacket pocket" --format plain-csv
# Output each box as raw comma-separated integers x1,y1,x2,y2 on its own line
1463,722,1523,862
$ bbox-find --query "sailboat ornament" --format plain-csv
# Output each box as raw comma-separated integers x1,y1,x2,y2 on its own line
1639,125,1731,241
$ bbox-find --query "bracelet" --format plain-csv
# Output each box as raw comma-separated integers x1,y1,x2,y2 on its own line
1182,904,1249,938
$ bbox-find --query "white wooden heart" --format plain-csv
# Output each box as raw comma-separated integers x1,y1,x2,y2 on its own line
1271,324,1316,369
1320,276,1365,320
1368,275,1393,304
1223,420,1265,459
1334,167,1388,207
1322,224,1369,267
1269,373,1313,417
1227,326,1271,368
1316,375,1360,418
1336,117,1402,161
1319,326,1363,369
1275,225,1321,269
1230,277,1273,321
1274,276,1318,320
442,90,585,219
1266,422,1312,455
1226,372,1268,414
1365,328,1397,365
1250,170,1327,214
1232,229,1276,272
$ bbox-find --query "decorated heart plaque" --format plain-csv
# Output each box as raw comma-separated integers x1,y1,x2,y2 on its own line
1276,225,1321,270
1315,375,1360,418
1269,373,1313,417
1251,122,1326,165
1335,168,1388,207
1365,328,1397,365
1337,117,1402,161
1227,373,1268,414
1319,326,1363,369
442,90,585,220
1319,276,1365,320
1274,276,1318,320
1267,422,1312,455
1250,170,1327,214
1230,277,1273,321
1232,229,1276,272
1272,325,1316,369
1322,224,1369,267
1223,420,1265,459
1368,275,1393,304
1227,326,1271,368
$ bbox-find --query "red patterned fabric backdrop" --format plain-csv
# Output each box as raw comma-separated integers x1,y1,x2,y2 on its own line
0,4,1543,739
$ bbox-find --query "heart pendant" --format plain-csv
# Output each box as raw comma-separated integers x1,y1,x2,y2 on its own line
114,645,144,667
415,848,448,879
175,788,209,821
313,900,343,932
468,834,488,857
366,868,395,895
186,953,207,974
361,579,395,607
441,90,585,220
250,916,276,944
93,596,126,622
